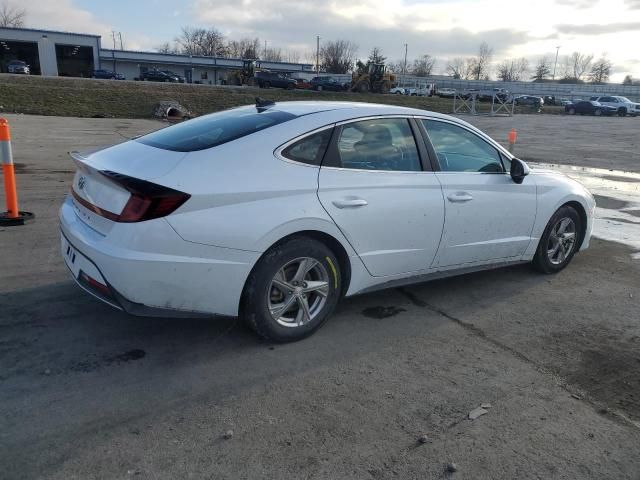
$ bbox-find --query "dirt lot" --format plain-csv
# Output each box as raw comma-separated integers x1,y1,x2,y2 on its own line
1,112,639,479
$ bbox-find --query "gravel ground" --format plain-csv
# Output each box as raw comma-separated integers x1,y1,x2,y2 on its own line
0,113,639,480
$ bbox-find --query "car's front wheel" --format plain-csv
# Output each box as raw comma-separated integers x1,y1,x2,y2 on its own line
568,108,575,115
533,205,581,274
241,237,341,342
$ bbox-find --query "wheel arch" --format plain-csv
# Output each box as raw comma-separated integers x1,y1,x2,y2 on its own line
240,230,353,311
562,200,588,251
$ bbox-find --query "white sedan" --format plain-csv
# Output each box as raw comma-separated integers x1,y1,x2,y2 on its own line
60,101,595,341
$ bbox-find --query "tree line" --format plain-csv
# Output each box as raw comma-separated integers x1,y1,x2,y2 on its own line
0,1,636,86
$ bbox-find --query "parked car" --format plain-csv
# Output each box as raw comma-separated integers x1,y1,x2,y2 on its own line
293,78,312,90
559,98,573,106
7,60,30,74
60,101,595,342
91,69,125,80
589,96,640,117
565,100,617,116
255,71,297,89
438,88,456,98
514,95,544,107
406,83,436,97
309,76,346,92
390,86,407,95
478,88,509,102
138,69,181,82
161,70,185,83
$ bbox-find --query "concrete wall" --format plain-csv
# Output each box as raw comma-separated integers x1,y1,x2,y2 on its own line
0,27,101,76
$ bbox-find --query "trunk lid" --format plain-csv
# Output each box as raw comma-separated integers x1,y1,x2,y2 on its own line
69,140,187,235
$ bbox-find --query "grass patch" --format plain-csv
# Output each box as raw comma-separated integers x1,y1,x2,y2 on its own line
0,74,564,118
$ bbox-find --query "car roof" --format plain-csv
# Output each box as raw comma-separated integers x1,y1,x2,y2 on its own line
266,101,446,118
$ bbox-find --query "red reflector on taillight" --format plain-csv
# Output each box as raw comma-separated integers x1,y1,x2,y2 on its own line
79,271,112,297
99,171,190,223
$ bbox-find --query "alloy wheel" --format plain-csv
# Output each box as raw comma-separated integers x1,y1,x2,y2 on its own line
267,257,330,328
546,217,577,265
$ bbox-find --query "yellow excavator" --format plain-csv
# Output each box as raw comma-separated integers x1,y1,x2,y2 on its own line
351,62,397,94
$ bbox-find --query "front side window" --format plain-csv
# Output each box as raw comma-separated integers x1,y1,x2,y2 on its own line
281,129,332,166
136,106,296,152
422,120,504,173
335,118,421,172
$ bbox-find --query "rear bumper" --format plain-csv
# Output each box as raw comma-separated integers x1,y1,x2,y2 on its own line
59,196,260,317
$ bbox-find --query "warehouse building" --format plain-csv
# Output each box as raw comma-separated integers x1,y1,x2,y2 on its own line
0,27,313,82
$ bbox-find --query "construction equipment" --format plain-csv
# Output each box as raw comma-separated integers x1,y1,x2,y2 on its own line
351,63,397,94
228,59,257,86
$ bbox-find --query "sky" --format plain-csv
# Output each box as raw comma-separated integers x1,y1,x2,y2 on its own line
9,0,640,82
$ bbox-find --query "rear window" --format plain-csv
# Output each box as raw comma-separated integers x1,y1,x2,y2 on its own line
136,106,296,152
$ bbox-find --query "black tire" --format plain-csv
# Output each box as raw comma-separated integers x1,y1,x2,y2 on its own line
618,107,627,117
263,81,271,88
241,237,342,342
568,108,575,115
594,109,602,116
532,205,582,274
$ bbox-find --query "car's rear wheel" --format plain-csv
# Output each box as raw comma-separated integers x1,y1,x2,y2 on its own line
241,237,341,342
568,108,575,115
263,81,271,88
533,206,581,274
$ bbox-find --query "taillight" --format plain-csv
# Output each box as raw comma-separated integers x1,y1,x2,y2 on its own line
99,170,190,222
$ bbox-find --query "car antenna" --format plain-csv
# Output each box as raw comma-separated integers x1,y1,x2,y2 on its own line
255,97,275,112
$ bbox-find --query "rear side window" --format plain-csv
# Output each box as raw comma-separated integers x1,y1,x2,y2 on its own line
281,129,332,166
136,106,296,152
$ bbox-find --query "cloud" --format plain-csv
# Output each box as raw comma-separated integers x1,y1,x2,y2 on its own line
555,21,640,34
555,0,600,7
9,0,112,37
193,0,530,60
625,0,640,8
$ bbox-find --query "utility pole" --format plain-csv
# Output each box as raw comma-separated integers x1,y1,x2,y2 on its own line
552,45,560,81
118,32,124,50
111,31,116,72
316,35,320,75
403,43,408,75
264,40,267,59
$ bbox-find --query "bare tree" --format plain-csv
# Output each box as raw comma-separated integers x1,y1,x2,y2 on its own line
285,50,301,63
566,52,594,81
496,57,528,82
411,54,436,77
623,74,633,85
386,60,405,73
469,42,493,80
156,42,179,54
589,56,612,84
531,57,552,82
175,27,227,57
227,38,260,59
368,47,386,64
0,1,25,27
446,57,470,79
320,40,358,73
262,47,283,62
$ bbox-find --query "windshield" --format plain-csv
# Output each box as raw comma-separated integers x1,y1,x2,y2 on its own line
617,97,631,102
136,106,296,152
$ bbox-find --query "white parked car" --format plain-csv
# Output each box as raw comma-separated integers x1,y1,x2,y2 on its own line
589,96,640,116
406,83,436,96
390,87,407,95
60,101,595,341
438,88,456,98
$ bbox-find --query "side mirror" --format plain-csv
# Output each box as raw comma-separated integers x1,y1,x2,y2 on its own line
510,158,530,184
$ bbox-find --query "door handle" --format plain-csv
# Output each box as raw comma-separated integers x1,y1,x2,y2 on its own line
447,192,474,203
332,198,368,209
